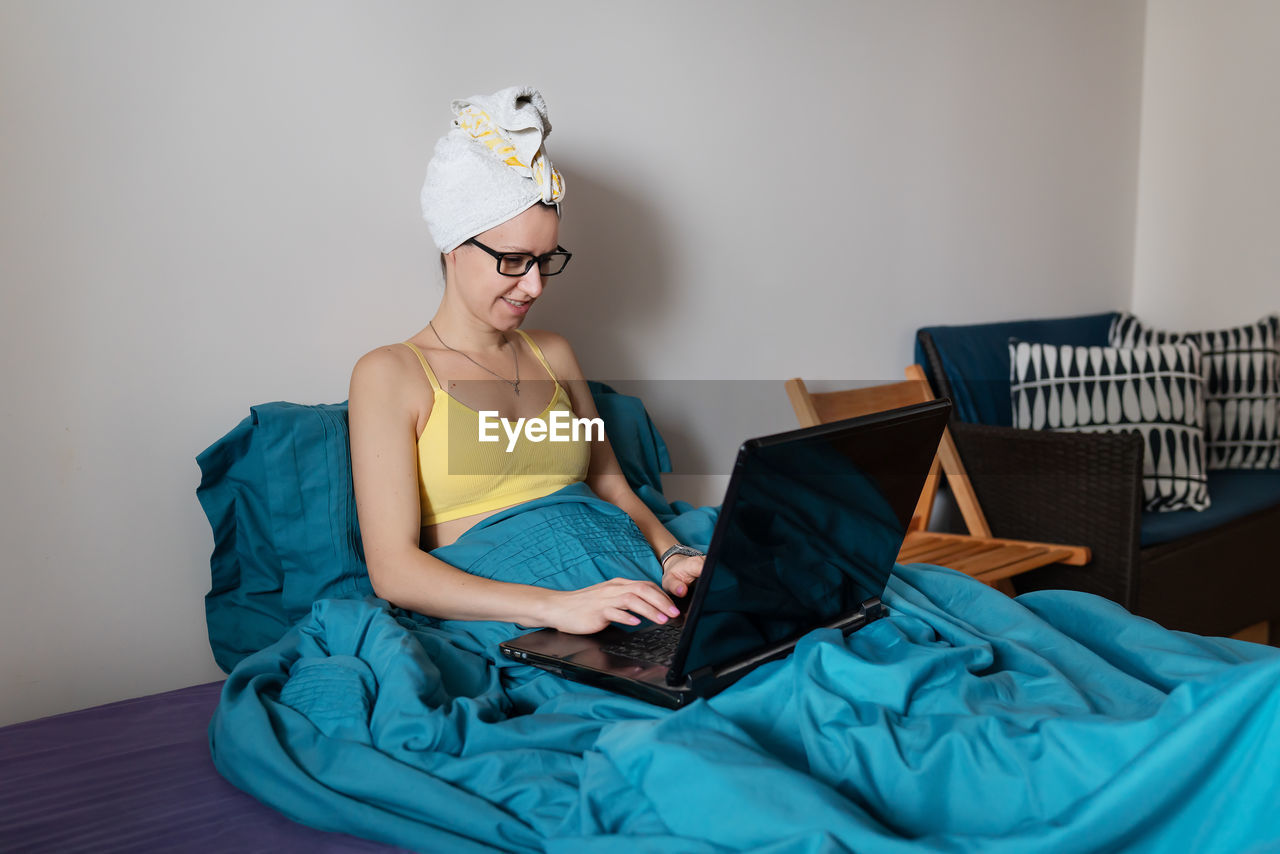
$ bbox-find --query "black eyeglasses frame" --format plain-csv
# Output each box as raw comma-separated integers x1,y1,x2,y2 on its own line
465,238,573,277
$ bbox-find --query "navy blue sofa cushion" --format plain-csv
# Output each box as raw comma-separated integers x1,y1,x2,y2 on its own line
1141,470,1280,547
916,313,1118,426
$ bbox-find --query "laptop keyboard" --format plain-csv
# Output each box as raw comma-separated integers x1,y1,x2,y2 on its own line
600,623,683,667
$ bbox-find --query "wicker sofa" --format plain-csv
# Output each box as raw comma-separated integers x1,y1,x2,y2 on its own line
915,312,1280,639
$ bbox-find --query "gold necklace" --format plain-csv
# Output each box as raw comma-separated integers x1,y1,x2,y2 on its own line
428,322,521,395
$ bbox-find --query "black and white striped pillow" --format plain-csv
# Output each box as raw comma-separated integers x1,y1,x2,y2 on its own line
1010,339,1209,512
1110,314,1280,469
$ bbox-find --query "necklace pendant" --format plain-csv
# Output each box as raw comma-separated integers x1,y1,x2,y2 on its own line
512,380,521,396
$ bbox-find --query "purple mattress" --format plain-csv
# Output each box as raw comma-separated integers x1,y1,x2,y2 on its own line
0,681,408,852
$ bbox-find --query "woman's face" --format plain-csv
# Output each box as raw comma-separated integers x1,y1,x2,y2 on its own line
447,203,560,331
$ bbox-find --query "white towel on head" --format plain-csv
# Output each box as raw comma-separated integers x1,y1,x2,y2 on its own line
420,85,565,253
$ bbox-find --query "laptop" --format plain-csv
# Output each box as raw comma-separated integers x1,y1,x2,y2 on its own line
499,398,952,708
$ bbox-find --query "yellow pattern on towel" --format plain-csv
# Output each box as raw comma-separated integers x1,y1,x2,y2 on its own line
455,106,564,202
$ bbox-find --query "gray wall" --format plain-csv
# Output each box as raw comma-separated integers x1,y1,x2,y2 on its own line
0,0,1148,725
1132,0,1280,327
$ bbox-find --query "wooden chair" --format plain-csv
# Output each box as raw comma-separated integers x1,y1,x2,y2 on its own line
785,366,1091,594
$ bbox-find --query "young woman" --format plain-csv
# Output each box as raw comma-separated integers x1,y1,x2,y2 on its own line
349,87,704,635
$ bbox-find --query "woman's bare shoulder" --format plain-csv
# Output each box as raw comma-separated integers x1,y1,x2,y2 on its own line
522,328,579,369
353,342,420,383
350,343,432,417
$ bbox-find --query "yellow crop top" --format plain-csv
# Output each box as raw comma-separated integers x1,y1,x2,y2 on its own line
402,330,592,526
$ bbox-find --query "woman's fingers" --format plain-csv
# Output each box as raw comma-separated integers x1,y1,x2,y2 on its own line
662,575,688,597
668,565,698,584
617,586,680,623
603,607,640,626
551,578,683,634
661,555,705,596
594,578,677,623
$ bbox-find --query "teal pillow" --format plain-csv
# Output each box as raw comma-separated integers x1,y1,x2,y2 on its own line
195,384,671,672
197,403,370,672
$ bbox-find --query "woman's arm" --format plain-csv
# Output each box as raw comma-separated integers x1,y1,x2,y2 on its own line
533,332,706,596
349,346,680,633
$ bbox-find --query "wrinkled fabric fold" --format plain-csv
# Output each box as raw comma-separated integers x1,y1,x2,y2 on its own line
211,488,1280,853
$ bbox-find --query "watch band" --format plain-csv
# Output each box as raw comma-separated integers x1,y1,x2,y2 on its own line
660,544,705,568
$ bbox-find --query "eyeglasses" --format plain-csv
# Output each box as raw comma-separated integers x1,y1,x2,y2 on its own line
465,238,573,277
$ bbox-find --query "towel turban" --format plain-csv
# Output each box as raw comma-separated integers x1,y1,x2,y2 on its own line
420,86,565,253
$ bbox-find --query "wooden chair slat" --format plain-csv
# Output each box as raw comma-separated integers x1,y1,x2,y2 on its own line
902,540,990,564
972,549,1076,583
950,545,1041,574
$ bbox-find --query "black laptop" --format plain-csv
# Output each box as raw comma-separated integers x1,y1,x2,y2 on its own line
499,398,952,708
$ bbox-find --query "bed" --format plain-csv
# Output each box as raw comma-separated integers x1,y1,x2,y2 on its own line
0,681,405,852
4,386,1278,853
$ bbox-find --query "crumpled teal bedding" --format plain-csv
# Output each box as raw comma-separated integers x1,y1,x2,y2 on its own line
210,485,1280,854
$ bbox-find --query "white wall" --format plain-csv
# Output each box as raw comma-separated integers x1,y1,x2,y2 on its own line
1132,0,1280,327
0,0,1147,726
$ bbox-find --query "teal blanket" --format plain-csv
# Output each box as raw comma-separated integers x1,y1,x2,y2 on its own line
210,487,1280,853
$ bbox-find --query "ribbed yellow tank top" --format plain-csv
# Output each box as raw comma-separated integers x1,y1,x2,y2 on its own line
402,330,592,526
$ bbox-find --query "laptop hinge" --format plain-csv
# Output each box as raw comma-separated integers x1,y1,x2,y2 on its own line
833,596,884,632
684,666,717,694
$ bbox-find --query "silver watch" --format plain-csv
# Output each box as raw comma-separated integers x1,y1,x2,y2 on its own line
659,544,705,568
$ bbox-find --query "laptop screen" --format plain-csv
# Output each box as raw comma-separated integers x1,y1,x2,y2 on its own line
673,405,946,678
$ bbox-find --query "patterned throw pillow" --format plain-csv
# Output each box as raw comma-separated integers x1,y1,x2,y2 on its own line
1110,314,1280,469
1009,340,1209,512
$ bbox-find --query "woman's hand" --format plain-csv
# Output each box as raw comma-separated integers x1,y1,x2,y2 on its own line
661,554,705,598
541,577,682,635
